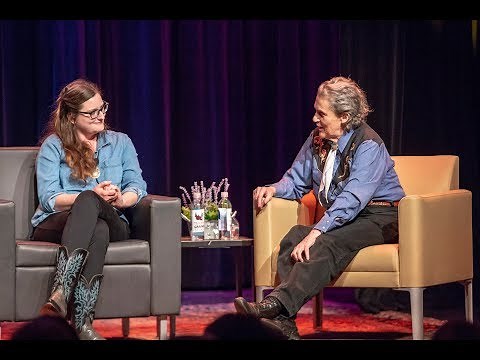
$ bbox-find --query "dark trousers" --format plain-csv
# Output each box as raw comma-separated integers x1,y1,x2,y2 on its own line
31,190,130,281
269,206,399,317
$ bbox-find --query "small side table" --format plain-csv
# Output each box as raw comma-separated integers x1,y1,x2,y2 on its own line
181,236,254,299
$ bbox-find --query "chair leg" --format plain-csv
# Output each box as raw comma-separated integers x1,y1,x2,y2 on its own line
461,279,474,322
168,315,177,340
122,318,130,338
312,291,324,330
256,286,272,303
407,287,425,340
169,315,176,339
157,315,168,340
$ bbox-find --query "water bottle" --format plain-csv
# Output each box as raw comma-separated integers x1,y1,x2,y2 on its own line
231,213,240,239
218,191,232,240
190,192,204,241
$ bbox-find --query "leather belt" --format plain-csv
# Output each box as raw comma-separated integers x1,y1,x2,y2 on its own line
367,200,400,207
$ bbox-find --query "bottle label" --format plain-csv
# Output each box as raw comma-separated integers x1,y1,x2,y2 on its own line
191,209,204,236
218,208,232,231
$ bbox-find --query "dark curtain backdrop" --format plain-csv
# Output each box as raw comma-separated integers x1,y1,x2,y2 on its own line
339,20,480,312
0,19,340,288
404,20,479,309
1,20,478,309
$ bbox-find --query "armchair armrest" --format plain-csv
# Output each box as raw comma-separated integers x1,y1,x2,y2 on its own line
0,200,16,319
253,198,300,287
253,194,319,287
398,189,473,287
125,194,182,315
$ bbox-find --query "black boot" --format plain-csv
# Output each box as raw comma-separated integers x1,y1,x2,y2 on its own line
72,274,105,340
261,315,301,340
234,296,284,319
40,246,88,318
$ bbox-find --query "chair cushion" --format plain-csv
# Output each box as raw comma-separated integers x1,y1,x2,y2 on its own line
343,244,399,272
16,239,150,266
104,240,150,264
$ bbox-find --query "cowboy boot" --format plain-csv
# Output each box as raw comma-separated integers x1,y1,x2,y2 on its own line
234,296,284,319
40,246,88,318
72,274,105,340
261,315,301,340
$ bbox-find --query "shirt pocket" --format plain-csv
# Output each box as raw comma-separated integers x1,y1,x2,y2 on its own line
100,160,123,185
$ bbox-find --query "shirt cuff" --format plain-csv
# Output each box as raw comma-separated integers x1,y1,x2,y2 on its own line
314,212,334,233
122,187,146,206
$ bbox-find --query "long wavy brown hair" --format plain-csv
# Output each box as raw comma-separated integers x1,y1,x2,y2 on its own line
40,78,108,181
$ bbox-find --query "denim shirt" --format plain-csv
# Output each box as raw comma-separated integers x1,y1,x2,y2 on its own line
31,130,148,228
270,128,405,233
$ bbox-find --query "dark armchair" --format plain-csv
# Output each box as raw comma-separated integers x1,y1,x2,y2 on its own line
0,147,181,340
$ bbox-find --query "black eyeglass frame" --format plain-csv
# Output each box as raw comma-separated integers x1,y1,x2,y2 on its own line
77,101,109,119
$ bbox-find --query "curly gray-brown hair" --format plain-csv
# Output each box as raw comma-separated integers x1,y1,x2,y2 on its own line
317,76,372,131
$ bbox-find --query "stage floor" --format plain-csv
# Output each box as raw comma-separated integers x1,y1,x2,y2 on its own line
0,287,468,341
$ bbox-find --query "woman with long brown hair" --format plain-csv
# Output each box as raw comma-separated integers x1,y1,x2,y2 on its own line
31,78,147,340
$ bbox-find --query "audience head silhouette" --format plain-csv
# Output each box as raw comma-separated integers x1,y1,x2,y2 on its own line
432,320,480,340
12,315,79,340
203,313,287,340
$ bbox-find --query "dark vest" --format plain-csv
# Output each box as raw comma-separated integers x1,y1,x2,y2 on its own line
312,123,383,189
333,123,383,188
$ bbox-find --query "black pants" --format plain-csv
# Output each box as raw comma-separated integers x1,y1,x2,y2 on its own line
31,190,130,281
269,205,399,317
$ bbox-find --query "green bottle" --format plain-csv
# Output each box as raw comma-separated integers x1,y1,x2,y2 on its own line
218,191,232,240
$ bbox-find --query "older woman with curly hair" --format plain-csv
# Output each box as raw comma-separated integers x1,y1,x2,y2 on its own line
234,76,405,339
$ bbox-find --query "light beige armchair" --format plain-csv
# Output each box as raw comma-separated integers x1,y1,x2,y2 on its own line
253,155,473,340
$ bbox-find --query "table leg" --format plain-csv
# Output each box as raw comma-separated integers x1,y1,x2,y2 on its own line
251,245,255,301
312,291,324,330
234,247,243,297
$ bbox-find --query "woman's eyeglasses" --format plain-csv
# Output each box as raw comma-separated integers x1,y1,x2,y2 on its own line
77,101,109,119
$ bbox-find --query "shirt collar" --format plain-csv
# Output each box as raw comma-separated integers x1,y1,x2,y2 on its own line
337,128,354,153
96,130,111,150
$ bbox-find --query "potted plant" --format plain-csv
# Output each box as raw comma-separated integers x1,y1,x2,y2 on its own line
179,178,231,240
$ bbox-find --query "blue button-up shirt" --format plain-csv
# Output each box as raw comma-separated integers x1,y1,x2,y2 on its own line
31,130,148,227
270,128,405,233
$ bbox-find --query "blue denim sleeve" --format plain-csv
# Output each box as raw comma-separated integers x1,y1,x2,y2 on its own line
120,135,148,205
269,132,314,200
35,137,66,213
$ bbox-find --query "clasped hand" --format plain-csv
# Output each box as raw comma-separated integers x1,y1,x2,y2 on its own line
94,180,124,208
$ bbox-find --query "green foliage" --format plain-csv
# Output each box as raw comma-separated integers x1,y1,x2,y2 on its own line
204,201,219,220
182,203,219,221
181,206,191,220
